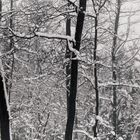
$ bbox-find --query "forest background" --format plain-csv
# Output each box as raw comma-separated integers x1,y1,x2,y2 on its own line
1,0,140,140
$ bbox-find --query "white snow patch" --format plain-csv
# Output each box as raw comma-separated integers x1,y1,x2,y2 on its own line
110,131,115,136
16,0,22,6
118,137,124,140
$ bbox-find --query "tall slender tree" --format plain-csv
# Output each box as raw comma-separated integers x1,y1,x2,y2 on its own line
112,0,121,139
91,1,99,136
65,1,71,118
8,0,14,103
0,1,12,139
65,0,87,140
92,12,99,139
0,74,11,140
91,0,107,137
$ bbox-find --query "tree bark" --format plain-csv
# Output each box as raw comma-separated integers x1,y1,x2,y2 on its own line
91,1,107,137
0,74,11,140
8,0,14,103
92,15,99,138
65,2,71,118
64,0,87,140
0,0,11,139
112,0,121,139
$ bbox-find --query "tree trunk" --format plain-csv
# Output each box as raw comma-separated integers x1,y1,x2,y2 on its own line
92,15,99,138
0,0,11,139
91,1,107,137
8,0,14,103
112,0,121,139
65,2,71,118
0,74,11,140
64,0,87,140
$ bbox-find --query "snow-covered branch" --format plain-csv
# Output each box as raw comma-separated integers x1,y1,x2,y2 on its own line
0,48,14,58
9,28,75,42
9,28,35,39
73,129,95,140
67,39,81,60
96,115,113,129
14,42,38,54
99,82,140,89
35,32,75,41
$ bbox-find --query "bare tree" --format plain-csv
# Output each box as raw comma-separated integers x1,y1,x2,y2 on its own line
8,0,14,103
64,0,87,140
0,0,12,139
91,0,107,138
112,0,121,139
65,0,72,119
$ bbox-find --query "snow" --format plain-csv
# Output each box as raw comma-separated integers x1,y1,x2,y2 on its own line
0,48,14,58
96,115,113,129
119,89,133,101
73,129,95,140
16,0,22,6
35,32,75,41
99,96,111,101
9,28,34,39
118,137,124,140
67,39,81,59
99,82,140,89
9,28,75,42
14,41,37,54
110,131,115,136
96,115,103,123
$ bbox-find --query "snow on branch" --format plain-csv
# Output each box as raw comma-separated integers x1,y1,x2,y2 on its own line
99,82,140,89
9,28,35,39
99,96,111,101
73,129,95,140
14,42,38,54
9,28,75,42
98,26,125,41
0,48,14,58
35,32,75,41
96,115,113,129
80,71,95,87
67,39,81,60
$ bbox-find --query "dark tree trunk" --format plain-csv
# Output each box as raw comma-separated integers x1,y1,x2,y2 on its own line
0,75,11,140
112,0,121,139
92,15,99,138
91,1,107,137
64,0,87,140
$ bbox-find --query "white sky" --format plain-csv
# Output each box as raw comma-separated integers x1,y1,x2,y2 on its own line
122,0,140,36
122,1,140,67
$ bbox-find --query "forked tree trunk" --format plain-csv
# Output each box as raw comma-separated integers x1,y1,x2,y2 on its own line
64,0,87,140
